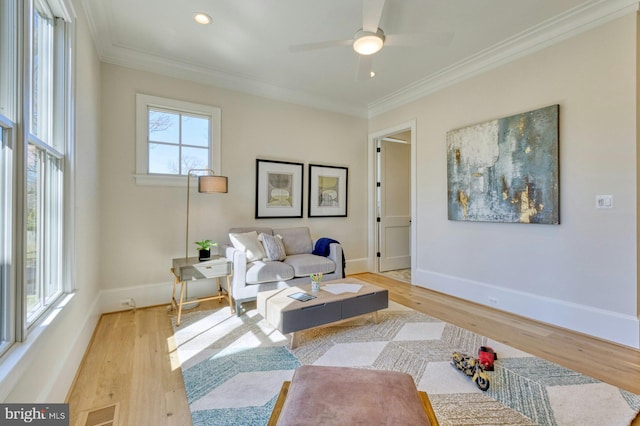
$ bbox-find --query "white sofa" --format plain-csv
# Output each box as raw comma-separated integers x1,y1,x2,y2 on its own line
221,226,344,315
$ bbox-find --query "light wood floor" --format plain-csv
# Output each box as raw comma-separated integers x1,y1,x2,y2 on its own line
66,272,640,425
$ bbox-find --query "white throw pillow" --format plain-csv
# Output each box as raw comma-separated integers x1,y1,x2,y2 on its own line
229,231,266,263
259,233,287,261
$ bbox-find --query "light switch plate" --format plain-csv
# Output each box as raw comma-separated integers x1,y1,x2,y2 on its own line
595,195,613,209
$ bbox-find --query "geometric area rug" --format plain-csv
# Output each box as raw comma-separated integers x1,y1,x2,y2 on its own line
172,302,640,426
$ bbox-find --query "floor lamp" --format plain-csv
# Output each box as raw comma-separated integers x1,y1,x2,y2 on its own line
183,168,228,308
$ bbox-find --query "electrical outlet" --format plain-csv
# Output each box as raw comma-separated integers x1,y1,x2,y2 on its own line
120,298,136,308
488,297,498,306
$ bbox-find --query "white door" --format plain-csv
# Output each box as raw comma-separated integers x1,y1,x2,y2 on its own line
378,139,411,272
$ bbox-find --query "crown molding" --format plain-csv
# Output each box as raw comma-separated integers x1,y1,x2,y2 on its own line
367,0,640,118
100,46,369,118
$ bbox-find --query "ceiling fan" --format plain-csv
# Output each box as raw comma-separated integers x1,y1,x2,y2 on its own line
289,0,454,80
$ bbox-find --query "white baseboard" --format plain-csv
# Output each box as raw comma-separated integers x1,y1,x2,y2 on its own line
100,258,372,313
414,269,640,349
345,257,369,275
99,280,216,313
99,265,639,349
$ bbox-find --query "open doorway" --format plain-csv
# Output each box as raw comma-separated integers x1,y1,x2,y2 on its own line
368,120,416,282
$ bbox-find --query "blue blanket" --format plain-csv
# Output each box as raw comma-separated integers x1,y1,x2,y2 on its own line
312,238,339,256
313,238,346,276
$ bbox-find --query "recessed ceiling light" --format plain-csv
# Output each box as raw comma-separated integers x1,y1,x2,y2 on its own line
193,12,212,25
370,71,376,78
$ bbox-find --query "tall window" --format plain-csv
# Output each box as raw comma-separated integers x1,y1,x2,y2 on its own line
25,2,66,325
0,0,73,357
135,94,221,185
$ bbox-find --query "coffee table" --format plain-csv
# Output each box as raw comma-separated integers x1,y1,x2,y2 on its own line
257,278,388,348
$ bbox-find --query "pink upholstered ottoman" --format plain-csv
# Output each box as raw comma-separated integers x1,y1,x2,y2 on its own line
269,365,437,425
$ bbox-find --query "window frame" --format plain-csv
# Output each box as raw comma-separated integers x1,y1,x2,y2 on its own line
22,0,71,329
0,0,75,356
135,94,221,187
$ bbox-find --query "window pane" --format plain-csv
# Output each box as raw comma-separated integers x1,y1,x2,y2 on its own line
44,154,62,302
182,147,208,172
0,127,11,351
182,114,209,147
30,8,54,142
26,144,42,318
148,109,179,144
148,143,179,174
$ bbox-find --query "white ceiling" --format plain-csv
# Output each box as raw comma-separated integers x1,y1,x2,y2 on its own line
83,0,637,117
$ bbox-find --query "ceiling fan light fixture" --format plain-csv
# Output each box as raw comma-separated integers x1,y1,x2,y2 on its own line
193,12,212,25
353,29,385,55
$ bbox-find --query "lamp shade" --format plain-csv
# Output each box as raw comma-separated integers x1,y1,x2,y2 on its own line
198,175,228,193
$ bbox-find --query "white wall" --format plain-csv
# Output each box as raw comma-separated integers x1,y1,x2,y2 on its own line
1,0,102,401
98,65,369,310
370,14,639,347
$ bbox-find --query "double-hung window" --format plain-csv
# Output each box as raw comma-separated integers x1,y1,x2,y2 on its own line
0,0,74,357
135,94,221,185
26,1,66,325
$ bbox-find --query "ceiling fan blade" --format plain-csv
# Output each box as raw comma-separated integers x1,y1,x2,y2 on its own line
385,32,454,48
362,0,386,32
356,54,373,81
289,39,352,53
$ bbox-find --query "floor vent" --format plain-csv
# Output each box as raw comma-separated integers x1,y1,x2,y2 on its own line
80,402,119,426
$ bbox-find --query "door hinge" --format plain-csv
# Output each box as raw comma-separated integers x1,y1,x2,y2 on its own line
376,182,381,187
376,217,381,222
376,147,381,153
376,252,381,257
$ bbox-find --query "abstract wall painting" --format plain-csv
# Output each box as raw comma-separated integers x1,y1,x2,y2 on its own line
447,105,559,224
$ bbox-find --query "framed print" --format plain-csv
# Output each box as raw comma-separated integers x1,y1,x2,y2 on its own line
255,159,304,218
308,164,348,217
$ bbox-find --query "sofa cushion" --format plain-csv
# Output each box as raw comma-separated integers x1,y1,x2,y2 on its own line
284,254,336,277
245,261,295,284
259,233,287,261
273,227,313,255
229,231,266,262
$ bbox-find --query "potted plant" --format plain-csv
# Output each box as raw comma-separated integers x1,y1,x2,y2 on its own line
195,240,217,260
